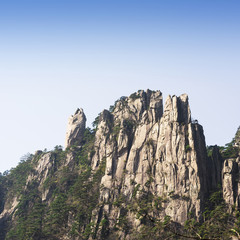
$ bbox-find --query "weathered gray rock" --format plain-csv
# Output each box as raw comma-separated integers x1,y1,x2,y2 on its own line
65,108,86,148
222,127,240,209
1,89,232,240
91,90,212,233
222,158,240,208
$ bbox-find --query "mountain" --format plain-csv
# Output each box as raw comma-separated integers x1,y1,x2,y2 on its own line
0,89,239,240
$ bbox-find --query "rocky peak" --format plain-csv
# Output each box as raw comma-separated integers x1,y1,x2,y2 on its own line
65,108,86,148
112,89,163,123
3,89,239,240
163,94,191,124
88,90,213,227
99,109,113,124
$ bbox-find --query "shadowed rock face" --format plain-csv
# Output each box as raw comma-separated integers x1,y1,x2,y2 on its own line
208,146,223,189
222,158,240,208
65,108,86,148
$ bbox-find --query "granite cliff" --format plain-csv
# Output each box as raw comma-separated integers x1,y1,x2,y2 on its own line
0,90,239,240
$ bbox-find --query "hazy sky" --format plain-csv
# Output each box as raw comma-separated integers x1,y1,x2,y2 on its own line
0,0,239,172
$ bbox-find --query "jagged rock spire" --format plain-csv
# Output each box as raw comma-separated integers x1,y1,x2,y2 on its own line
163,94,191,124
65,108,86,148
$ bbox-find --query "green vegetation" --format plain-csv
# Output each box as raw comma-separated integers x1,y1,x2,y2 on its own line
129,91,142,100
1,117,240,239
123,119,136,135
92,114,100,129
6,153,34,195
112,123,121,141
218,127,240,160
207,145,214,157
109,105,115,112
185,144,192,153
2,144,240,240
132,184,140,198
145,138,154,148
43,193,69,237
2,126,106,240
0,173,7,214
220,140,239,159
64,156,106,239
109,96,127,112
235,126,240,143
130,187,240,239
6,181,45,240
184,187,237,239
128,190,174,240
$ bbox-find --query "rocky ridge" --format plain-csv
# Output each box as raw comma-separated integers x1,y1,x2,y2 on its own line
90,90,209,228
0,89,239,240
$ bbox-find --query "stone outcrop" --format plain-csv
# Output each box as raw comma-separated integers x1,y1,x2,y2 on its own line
2,89,239,240
207,145,223,189
90,90,212,231
65,108,86,148
222,127,240,209
222,158,240,208
26,152,55,201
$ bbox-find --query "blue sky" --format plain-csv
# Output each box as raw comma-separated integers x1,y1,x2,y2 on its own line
0,0,239,172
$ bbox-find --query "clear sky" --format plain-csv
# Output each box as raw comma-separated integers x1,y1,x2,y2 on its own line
0,0,239,172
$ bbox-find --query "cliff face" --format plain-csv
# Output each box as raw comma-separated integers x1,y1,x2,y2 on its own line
0,89,238,240
222,127,240,209
90,90,211,230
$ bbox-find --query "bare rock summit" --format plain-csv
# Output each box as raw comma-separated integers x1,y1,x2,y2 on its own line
65,108,86,148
